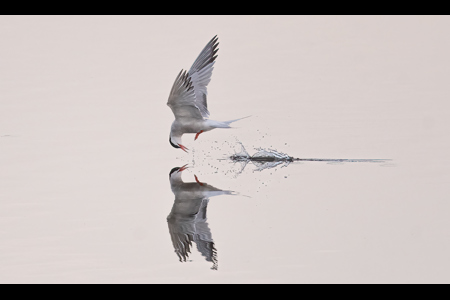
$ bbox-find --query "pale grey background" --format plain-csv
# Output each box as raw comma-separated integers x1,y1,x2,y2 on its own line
1,15,449,283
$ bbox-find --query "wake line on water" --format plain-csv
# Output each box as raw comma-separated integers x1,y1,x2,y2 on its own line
227,142,392,172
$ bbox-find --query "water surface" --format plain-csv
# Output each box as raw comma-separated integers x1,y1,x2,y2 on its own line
1,15,449,283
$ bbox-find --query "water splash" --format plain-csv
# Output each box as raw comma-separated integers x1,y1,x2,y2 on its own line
229,142,392,173
229,142,294,172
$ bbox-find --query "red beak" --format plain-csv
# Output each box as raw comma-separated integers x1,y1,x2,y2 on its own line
178,164,189,172
179,144,189,153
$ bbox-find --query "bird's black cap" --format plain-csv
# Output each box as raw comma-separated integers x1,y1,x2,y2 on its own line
169,167,180,177
169,135,180,149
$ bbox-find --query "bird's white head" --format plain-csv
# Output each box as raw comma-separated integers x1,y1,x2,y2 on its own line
169,164,188,183
169,134,188,152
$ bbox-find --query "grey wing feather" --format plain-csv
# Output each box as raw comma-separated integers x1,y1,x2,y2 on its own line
167,69,204,120
192,199,217,266
167,198,217,267
187,35,219,119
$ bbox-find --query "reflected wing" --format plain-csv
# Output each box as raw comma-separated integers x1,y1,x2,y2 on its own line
167,198,217,269
187,35,219,119
192,199,218,268
167,221,194,263
167,197,205,263
167,70,204,120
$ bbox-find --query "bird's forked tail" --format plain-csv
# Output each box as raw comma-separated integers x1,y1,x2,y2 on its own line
208,116,251,128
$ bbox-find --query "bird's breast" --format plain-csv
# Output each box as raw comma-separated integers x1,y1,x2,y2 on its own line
173,119,208,134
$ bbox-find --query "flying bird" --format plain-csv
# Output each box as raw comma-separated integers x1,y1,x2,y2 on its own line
167,35,248,152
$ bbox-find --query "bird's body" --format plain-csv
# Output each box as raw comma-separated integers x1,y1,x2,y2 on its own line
168,165,234,199
167,35,247,152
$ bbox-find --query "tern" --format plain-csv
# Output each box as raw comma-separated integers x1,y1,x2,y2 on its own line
168,164,236,204
167,35,248,152
167,165,236,269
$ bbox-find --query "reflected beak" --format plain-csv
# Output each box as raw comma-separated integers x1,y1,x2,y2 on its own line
179,144,189,153
178,164,189,172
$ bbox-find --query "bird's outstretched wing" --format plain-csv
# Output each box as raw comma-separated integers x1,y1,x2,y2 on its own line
167,36,219,120
187,35,219,119
167,69,204,120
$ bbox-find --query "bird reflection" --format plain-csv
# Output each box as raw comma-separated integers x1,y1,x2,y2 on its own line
167,165,236,270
